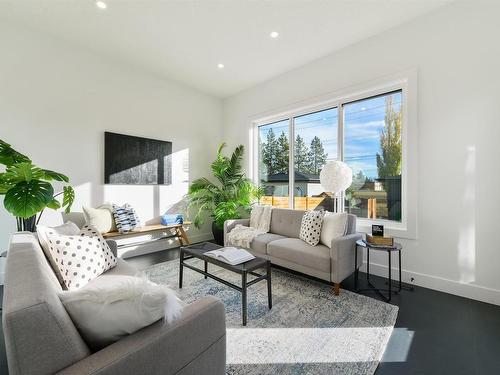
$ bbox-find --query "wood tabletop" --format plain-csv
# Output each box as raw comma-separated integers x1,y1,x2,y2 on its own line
102,221,191,238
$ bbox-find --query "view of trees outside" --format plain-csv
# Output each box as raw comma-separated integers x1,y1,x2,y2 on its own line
344,91,402,221
258,108,337,209
257,91,402,221
258,120,289,200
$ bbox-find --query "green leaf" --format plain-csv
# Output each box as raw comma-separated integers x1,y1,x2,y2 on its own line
3,163,45,183
42,169,69,182
4,180,54,218
0,139,31,166
62,186,75,213
46,198,61,210
0,173,14,194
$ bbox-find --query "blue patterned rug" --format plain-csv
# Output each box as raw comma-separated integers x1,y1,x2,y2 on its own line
145,259,398,375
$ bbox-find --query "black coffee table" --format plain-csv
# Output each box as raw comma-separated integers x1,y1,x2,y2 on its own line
179,242,272,326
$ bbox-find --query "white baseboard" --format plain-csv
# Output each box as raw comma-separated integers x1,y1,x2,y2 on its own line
361,262,500,306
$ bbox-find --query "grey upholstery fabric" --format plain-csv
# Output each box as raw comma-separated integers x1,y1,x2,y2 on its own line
223,209,360,288
3,233,91,375
106,239,118,257
4,233,227,375
56,297,226,375
250,233,287,254
266,254,331,282
330,233,363,283
346,214,356,235
267,238,331,273
269,209,304,238
61,212,86,228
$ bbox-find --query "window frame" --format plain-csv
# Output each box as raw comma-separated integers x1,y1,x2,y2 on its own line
251,70,417,239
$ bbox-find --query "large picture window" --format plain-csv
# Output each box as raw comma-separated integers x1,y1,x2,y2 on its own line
255,89,404,224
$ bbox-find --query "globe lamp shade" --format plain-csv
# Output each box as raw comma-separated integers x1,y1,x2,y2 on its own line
319,161,353,195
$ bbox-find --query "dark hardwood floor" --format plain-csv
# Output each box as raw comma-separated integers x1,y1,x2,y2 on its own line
1,246,499,374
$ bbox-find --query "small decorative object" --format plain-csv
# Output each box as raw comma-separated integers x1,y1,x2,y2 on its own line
161,214,183,226
319,161,353,212
0,139,75,232
372,224,384,237
366,234,394,246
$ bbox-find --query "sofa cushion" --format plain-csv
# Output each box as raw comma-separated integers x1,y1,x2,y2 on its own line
45,225,117,290
267,238,331,273
250,233,287,254
269,209,305,238
320,212,348,248
83,204,116,233
59,275,183,350
299,210,325,246
37,221,81,287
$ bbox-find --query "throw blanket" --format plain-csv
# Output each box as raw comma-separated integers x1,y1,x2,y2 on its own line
227,205,273,248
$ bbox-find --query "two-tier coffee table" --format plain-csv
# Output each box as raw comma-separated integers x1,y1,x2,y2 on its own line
179,242,272,326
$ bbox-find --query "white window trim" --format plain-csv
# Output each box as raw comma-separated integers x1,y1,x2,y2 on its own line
251,69,418,239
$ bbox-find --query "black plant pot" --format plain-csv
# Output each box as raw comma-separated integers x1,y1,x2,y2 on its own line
211,222,224,246
16,216,37,232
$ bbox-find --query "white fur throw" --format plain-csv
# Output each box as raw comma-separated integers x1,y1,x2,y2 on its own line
59,275,184,350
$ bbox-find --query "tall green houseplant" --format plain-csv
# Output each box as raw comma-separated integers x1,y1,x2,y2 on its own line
0,139,75,232
188,143,262,244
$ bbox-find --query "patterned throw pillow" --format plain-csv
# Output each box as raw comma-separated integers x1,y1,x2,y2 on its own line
45,225,117,290
299,210,326,246
112,204,141,233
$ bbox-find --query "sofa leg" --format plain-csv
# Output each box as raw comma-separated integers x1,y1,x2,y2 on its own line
333,283,340,296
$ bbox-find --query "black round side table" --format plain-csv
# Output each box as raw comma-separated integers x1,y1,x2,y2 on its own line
355,239,402,302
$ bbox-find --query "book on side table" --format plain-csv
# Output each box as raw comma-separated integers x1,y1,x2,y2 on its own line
205,247,255,265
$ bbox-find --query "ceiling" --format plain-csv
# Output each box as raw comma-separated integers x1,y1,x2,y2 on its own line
0,0,452,98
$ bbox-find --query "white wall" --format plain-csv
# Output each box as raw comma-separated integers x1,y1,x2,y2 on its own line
222,2,500,305
0,22,222,261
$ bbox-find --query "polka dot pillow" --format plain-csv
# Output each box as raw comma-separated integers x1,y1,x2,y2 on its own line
45,224,117,290
299,210,326,246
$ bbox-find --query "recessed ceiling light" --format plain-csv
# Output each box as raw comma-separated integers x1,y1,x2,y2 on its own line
270,31,279,39
96,1,107,9
217,63,225,69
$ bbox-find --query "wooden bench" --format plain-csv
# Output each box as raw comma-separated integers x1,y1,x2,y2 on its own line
102,222,191,249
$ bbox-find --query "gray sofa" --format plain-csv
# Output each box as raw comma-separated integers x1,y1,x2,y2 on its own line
3,232,226,375
224,208,362,295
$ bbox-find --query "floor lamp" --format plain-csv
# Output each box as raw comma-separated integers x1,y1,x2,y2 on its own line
319,161,353,212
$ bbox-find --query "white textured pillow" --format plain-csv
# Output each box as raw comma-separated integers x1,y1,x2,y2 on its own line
299,210,325,246
320,212,348,248
59,275,184,350
45,225,117,290
83,204,116,233
37,222,81,286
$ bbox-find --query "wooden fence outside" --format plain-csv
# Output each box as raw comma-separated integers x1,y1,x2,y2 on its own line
259,196,324,210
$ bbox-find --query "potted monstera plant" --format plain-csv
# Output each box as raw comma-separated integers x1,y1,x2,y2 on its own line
188,143,262,245
0,139,75,232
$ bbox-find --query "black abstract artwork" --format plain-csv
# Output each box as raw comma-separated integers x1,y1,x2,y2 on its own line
104,132,172,185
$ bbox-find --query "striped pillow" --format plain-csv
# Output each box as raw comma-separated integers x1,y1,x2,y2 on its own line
112,204,141,233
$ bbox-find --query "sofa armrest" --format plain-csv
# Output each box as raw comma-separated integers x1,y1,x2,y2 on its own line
330,233,363,284
106,240,118,257
223,219,250,246
56,296,226,375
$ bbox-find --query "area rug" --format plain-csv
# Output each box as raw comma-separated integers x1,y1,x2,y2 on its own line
144,259,398,375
